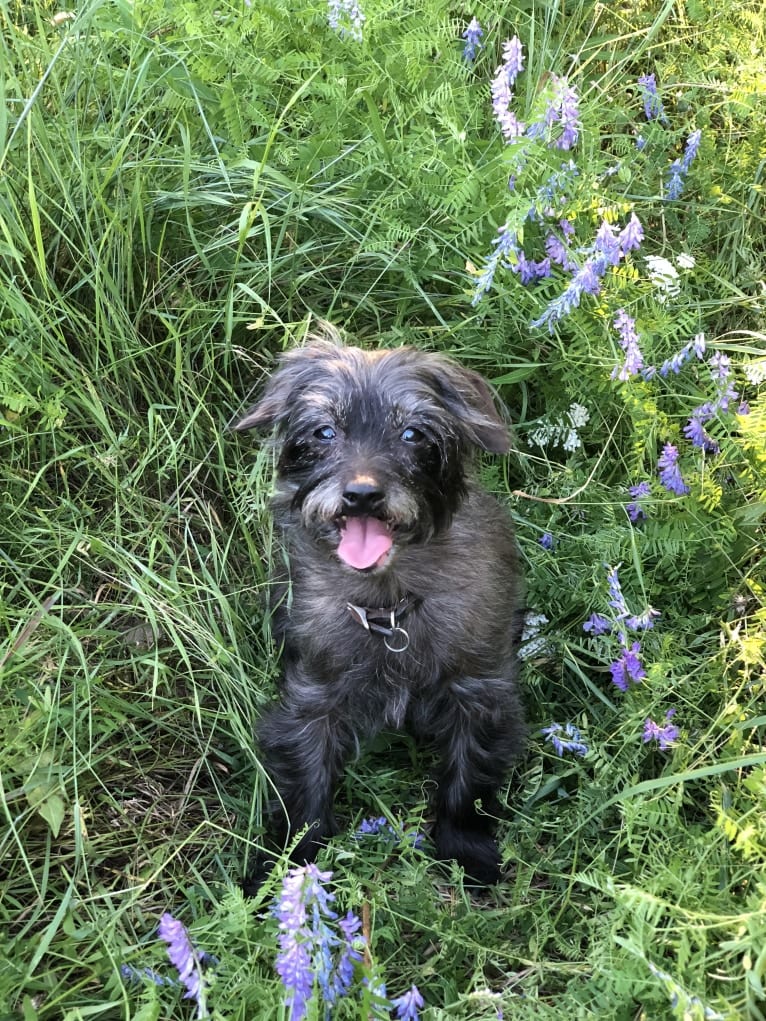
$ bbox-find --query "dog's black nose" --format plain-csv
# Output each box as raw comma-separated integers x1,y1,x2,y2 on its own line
342,480,385,516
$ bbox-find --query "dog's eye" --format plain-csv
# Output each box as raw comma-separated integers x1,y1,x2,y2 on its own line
314,425,337,442
401,427,425,444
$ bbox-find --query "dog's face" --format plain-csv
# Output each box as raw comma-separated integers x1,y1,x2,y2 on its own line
234,338,509,572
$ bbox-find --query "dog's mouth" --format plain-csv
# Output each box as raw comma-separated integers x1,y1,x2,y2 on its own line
336,516,394,571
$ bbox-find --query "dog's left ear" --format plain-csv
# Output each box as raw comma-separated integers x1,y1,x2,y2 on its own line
426,357,511,454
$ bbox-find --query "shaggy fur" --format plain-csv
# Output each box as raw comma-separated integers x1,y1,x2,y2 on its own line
234,329,525,887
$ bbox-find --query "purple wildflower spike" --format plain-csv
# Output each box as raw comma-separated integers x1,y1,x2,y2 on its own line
462,17,483,62
637,73,668,123
610,641,646,691
626,481,651,521
618,213,644,254
583,612,611,636
542,722,588,757
158,914,205,1009
393,985,425,1020
657,443,689,495
612,309,644,380
491,37,525,140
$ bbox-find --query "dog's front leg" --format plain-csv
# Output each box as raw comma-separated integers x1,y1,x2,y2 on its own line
257,679,352,868
430,678,523,885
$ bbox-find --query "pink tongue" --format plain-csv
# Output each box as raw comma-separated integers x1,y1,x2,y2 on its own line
337,517,393,569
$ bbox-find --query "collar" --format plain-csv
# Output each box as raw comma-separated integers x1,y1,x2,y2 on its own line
346,594,421,653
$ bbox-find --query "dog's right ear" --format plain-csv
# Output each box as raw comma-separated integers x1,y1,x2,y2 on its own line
232,340,343,433
232,368,295,433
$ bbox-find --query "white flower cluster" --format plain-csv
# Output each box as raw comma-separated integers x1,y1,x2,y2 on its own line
528,402,590,451
327,0,365,42
743,360,766,386
645,252,695,303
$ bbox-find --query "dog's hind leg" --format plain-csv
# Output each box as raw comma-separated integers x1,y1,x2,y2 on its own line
429,678,524,885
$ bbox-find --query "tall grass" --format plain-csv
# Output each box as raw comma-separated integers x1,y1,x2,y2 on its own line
1,0,765,1018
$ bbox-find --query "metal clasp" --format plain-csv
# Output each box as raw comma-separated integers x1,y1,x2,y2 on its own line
347,602,370,630
383,623,410,654
347,603,410,653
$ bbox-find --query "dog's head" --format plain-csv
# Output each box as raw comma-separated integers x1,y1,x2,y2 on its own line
234,331,510,572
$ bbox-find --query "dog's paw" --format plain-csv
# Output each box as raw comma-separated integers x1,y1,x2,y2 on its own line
458,845,503,886
241,854,278,898
433,821,503,885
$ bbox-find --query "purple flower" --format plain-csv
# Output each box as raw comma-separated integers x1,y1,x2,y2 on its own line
157,914,205,1009
542,722,588,757
527,77,580,149
539,532,554,550
637,73,668,123
657,443,689,495
531,215,642,332
606,565,629,619
583,612,611,636
618,213,644,254
612,309,644,380
274,864,365,1020
501,36,524,82
579,258,605,295
709,350,730,379
472,224,520,304
330,912,364,1003
692,333,707,358
356,816,423,848
684,413,719,454
531,78,584,149
655,333,706,377
513,251,552,284
610,641,646,691
327,0,365,42
626,481,651,521
491,37,525,140
545,232,577,271
594,221,622,268
679,351,739,455
462,17,483,62
665,159,685,200
276,933,314,1018
625,607,661,630
552,77,581,149
707,353,739,411
530,255,601,330
643,709,679,750
275,866,334,1019
681,129,702,172
357,816,389,835
664,130,702,200
393,985,425,1020
603,564,661,635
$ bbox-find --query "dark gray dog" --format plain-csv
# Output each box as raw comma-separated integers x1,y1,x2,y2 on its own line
235,329,525,886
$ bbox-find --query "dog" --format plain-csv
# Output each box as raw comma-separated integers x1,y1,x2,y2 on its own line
234,327,525,887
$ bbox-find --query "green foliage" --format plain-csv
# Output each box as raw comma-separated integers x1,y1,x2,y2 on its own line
0,0,765,1017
